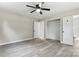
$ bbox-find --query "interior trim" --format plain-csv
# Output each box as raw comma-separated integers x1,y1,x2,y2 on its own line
0,38,33,46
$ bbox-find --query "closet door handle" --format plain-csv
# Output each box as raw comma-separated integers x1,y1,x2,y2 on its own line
62,31,64,33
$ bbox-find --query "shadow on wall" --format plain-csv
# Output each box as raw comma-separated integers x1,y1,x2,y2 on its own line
2,20,22,41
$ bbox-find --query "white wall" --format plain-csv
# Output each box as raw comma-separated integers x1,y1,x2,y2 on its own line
0,10,33,45
50,8,79,19
73,15,79,39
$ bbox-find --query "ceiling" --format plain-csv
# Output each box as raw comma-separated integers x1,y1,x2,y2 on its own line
0,2,79,20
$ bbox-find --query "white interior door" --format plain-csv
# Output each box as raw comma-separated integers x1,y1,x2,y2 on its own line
63,16,73,45
34,21,44,39
34,21,39,38
39,21,44,39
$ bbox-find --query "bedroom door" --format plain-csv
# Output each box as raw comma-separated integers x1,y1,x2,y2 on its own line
62,16,74,45
34,21,39,38
34,21,44,39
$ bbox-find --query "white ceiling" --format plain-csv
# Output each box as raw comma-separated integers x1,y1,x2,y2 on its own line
0,2,79,20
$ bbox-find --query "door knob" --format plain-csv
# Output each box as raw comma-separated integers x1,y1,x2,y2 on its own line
62,31,64,33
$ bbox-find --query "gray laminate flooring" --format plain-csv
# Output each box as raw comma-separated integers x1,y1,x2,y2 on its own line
0,39,79,57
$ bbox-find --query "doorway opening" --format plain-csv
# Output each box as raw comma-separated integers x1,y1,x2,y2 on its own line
46,19,60,41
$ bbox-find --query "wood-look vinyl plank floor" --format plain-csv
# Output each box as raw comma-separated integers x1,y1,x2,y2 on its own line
0,39,79,57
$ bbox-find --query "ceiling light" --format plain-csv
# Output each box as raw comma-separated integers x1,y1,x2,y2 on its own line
36,9,40,12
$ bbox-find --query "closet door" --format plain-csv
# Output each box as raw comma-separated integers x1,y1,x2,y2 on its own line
47,19,60,40
62,16,73,45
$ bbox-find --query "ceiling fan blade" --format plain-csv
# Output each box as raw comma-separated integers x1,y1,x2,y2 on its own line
30,10,36,13
41,8,50,11
26,5,36,8
40,11,43,15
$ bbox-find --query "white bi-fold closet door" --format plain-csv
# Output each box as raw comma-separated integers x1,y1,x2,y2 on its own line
46,19,60,40
34,20,44,39
62,16,74,45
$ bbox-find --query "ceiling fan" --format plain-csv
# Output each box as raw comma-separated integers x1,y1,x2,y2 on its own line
26,2,50,15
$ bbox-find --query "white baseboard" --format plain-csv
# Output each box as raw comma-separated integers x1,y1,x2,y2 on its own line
0,38,33,46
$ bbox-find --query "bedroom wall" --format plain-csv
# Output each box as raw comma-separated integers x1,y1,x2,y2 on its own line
73,15,79,40
0,10,33,45
49,8,79,19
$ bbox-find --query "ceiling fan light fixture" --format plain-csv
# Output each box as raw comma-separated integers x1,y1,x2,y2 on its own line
26,2,50,15
36,9,40,12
